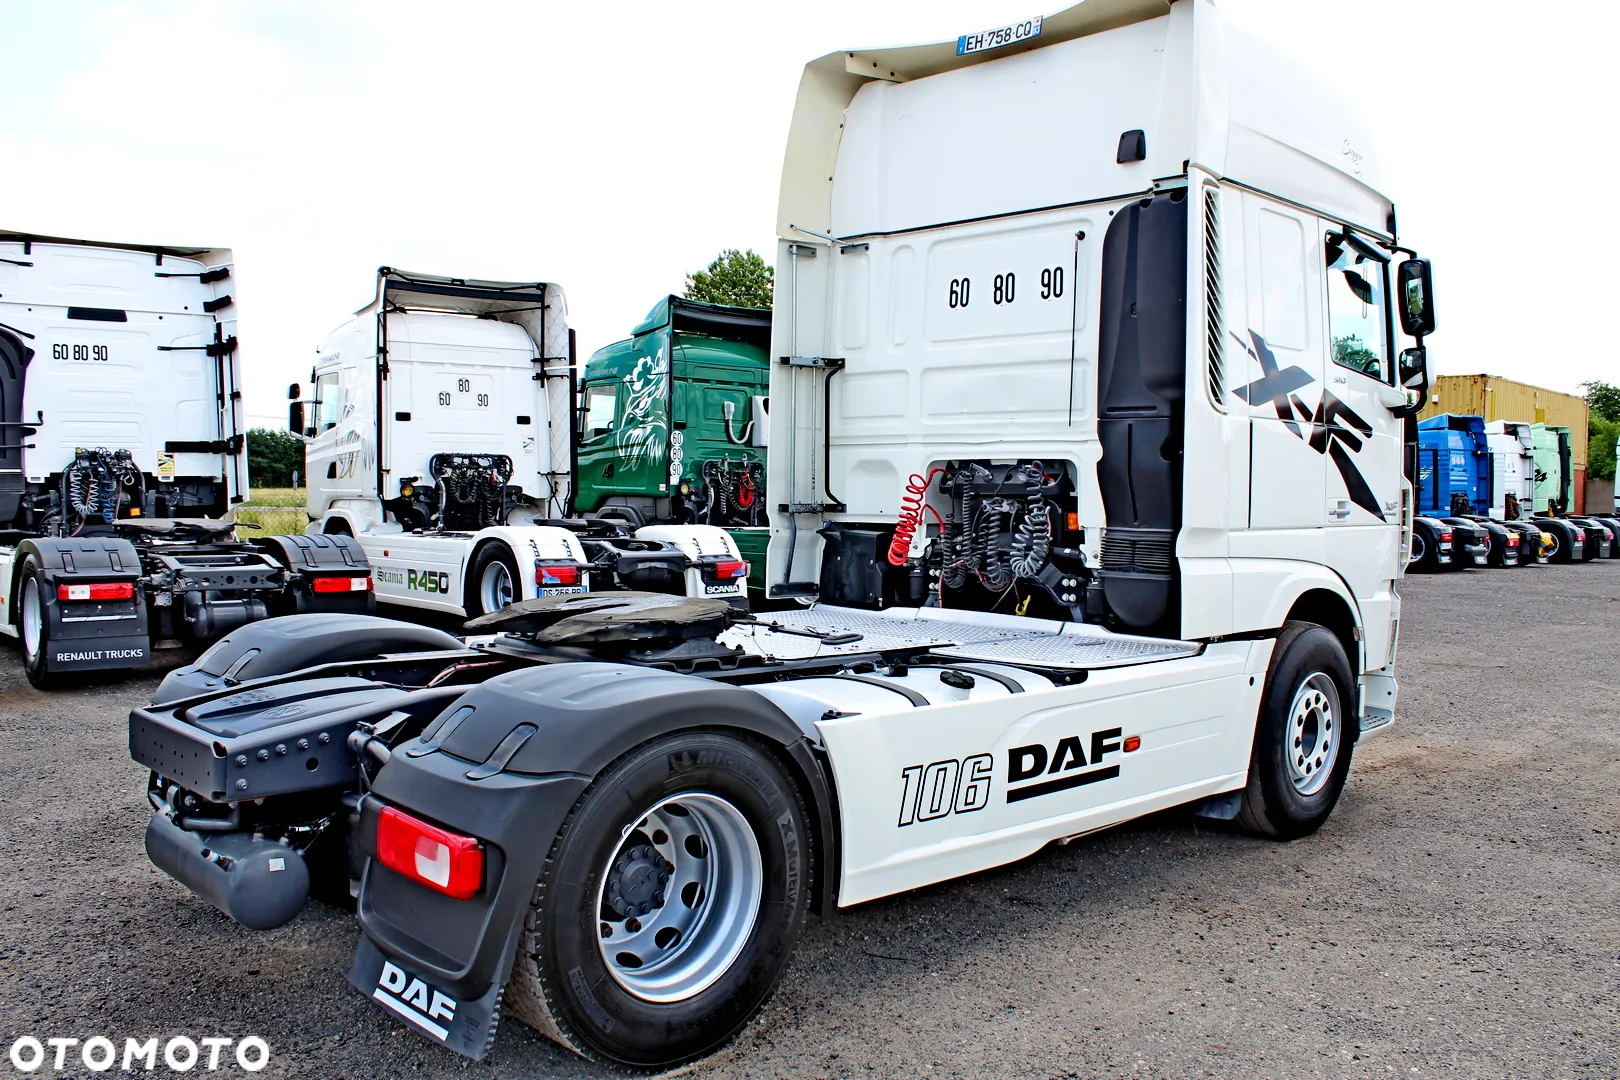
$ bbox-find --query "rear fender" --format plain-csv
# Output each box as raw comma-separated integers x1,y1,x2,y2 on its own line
17,536,150,671
467,526,589,601
352,663,837,1016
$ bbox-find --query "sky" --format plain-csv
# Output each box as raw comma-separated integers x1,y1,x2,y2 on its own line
1,0,1615,428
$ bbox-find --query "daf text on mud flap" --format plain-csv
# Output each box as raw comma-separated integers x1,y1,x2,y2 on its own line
373,962,457,1041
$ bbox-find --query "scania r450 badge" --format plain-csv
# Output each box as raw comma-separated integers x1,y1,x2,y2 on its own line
289,270,748,618
131,0,1436,1069
0,231,372,688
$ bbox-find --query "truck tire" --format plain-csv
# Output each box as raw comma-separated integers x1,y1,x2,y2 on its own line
505,731,812,1068
17,556,64,690
1408,526,1437,572
468,543,521,618
1234,621,1356,841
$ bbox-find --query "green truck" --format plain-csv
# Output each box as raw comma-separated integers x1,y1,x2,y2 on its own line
1531,422,1574,515
573,296,771,590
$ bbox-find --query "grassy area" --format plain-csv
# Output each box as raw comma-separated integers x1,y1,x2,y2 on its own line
241,487,305,507
235,486,308,536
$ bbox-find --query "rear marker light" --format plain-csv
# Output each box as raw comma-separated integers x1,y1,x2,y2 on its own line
312,575,372,593
712,560,748,580
58,582,135,602
1123,735,1141,753
376,806,483,900
537,564,581,587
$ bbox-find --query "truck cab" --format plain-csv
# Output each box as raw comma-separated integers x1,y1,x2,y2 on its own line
295,271,746,618
0,231,370,687
576,296,771,590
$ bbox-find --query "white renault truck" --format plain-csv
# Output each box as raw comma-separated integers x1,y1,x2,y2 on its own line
292,269,747,618
0,231,371,689
131,0,1436,1069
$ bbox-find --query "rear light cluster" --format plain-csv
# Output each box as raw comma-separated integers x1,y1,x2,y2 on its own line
311,574,372,594
1506,534,1520,547
376,806,484,900
1440,531,1453,542
709,560,748,580
57,582,135,602
536,563,581,588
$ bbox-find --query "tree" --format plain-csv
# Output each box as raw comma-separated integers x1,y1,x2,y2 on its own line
247,427,304,488
1581,380,1620,424
684,249,774,309
1589,415,1618,483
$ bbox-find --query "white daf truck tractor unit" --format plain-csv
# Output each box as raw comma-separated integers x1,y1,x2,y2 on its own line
290,269,747,618
0,231,371,689
128,0,1437,1069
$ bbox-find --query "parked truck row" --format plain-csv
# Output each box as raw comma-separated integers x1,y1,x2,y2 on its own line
1409,412,1619,571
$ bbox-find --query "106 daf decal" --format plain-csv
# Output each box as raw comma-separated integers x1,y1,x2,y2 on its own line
896,728,1145,824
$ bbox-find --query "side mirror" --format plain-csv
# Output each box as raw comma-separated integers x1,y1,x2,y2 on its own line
288,400,306,434
1397,258,1436,338
287,382,301,401
750,395,770,449
1391,346,1429,416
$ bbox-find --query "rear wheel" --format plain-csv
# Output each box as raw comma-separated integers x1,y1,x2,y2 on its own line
1408,526,1438,572
469,544,521,617
505,731,812,1068
17,556,64,690
1235,621,1356,840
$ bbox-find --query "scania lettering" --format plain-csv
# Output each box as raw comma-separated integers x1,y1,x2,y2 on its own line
132,1,1437,1070
0,231,372,689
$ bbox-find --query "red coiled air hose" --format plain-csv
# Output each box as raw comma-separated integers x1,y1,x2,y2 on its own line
888,468,947,566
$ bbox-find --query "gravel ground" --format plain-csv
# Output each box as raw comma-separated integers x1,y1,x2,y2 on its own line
2,564,1617,1079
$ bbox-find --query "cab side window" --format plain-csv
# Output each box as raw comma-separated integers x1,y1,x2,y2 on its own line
313,370,343,432
581,382,618,440
1325,231,1390,382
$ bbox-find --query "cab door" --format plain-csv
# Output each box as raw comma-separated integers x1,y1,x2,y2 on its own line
1319,225,1404,663
1236,197,1327,539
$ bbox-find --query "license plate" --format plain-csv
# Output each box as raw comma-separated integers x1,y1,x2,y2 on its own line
957,15,1042,56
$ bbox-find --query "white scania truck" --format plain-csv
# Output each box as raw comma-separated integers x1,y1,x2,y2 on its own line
0,232,371,689
133,0,1436,1069
292,269,747,618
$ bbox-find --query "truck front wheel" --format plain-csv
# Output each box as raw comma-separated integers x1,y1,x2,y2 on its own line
1235,621,1356,841
17,556,63,690
505,731,812,1068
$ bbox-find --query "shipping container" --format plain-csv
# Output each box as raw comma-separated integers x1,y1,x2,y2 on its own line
1420,375,1588,468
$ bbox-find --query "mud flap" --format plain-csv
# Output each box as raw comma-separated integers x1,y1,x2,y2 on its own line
349,928,518,1060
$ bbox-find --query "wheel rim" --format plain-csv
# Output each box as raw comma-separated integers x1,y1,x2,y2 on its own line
478,560,513,613
20,576,41,658
1285,672,1340,797
1543,531,1560,559
595,792,763,1003
1409,532,1427,565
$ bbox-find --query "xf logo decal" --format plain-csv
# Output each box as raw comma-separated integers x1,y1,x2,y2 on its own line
1232,330,1385,521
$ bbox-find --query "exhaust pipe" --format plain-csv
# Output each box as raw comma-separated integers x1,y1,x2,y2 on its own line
144,812,309,930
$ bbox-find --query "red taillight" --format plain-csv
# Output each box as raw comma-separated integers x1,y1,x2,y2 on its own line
1440,531,1453,542
57,582,135,602
712,560,748,580
312,574,372,593
1506,534,1520,546
376,806,483,900
537,563,580,587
